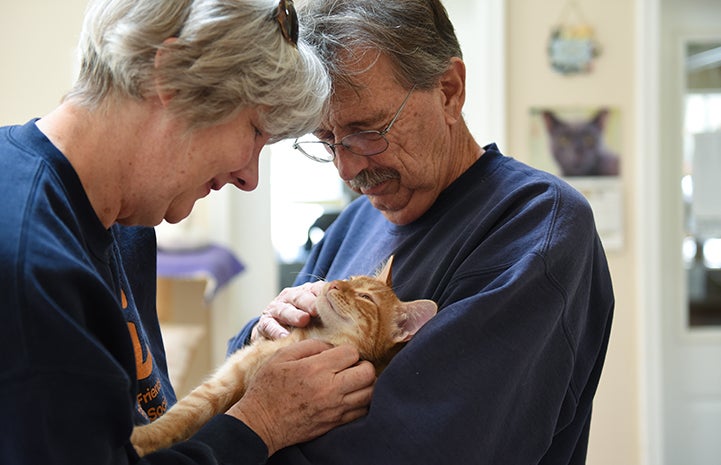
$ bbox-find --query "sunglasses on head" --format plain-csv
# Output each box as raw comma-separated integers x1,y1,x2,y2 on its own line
274,0,298,46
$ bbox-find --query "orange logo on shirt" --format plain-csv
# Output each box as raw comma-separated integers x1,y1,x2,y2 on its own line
127,321,154,380
120,289,153,379
119,289,166,420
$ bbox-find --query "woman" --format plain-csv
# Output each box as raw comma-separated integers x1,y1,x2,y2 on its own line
0,0,375,463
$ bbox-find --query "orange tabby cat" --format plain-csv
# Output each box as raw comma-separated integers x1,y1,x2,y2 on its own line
131,256,437,456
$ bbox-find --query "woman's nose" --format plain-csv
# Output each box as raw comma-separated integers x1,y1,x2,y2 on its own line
231,151,260,191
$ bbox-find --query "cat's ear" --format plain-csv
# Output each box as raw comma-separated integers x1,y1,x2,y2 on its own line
377,256,394,287
393,299,438,343
542,110,560,130
592,108,609,129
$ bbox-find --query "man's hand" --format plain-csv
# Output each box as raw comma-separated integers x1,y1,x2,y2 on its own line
227,340,376,456
252,281,326,340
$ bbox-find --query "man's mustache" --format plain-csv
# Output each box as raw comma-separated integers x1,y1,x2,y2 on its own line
348,168,400,191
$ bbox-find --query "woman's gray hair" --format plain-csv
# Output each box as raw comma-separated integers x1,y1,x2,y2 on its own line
65,0,329,138
297,0,462,92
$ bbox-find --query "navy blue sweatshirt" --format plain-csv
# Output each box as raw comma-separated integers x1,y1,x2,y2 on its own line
0,120,267,464
229,144,614,464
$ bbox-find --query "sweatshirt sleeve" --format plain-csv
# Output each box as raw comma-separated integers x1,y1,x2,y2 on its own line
138,415,268,465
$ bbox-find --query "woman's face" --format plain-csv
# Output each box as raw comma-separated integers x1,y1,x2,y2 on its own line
167,107,270,223
122,106,271,226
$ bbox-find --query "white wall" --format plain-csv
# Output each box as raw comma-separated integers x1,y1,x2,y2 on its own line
205,163,278,363
506,0,640,463
0,0,87,123
444,0,506,148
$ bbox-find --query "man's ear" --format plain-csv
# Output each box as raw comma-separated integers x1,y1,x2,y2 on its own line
153,37,178,107
439,57,466,125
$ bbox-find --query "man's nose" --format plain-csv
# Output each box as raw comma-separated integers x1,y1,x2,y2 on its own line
333,147,370,182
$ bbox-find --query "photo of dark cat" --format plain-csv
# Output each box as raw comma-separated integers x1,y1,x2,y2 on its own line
131,256,438,456
541,108,620,177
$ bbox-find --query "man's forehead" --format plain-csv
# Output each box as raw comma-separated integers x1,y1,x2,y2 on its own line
332,82,371,105
330,51,403,103
317,51,407,130
322,78,409,130
319,85,384,130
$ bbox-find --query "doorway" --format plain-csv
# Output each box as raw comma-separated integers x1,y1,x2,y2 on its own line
643,0,721,463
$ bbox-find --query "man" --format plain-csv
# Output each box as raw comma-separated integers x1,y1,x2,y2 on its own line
230,0,614,463
0,0,375,463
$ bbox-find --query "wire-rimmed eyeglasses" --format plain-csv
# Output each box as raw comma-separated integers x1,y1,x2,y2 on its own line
293,85,416,163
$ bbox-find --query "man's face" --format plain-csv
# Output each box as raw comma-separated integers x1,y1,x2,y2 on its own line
319,54,458,225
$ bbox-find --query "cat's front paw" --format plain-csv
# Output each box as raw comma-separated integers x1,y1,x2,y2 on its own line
132,443,149,458
131,426,157,457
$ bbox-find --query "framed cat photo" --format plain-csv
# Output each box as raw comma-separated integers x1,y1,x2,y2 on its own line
529,105,624,250
529,106,621,178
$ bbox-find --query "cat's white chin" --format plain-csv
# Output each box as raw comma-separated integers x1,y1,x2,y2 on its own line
316,291,351,326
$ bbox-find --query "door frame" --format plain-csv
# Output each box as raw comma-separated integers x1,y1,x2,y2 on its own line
635,0,663,463
638,1,721,464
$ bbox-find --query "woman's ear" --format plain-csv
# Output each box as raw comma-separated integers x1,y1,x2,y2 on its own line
439,57,466,125
153,37,178,107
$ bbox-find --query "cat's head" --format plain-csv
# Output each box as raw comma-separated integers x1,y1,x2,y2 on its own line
542,109,609,176
313,257,437,372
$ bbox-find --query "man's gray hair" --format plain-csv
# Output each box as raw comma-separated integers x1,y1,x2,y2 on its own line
297,0,462,91
65,0,329,139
